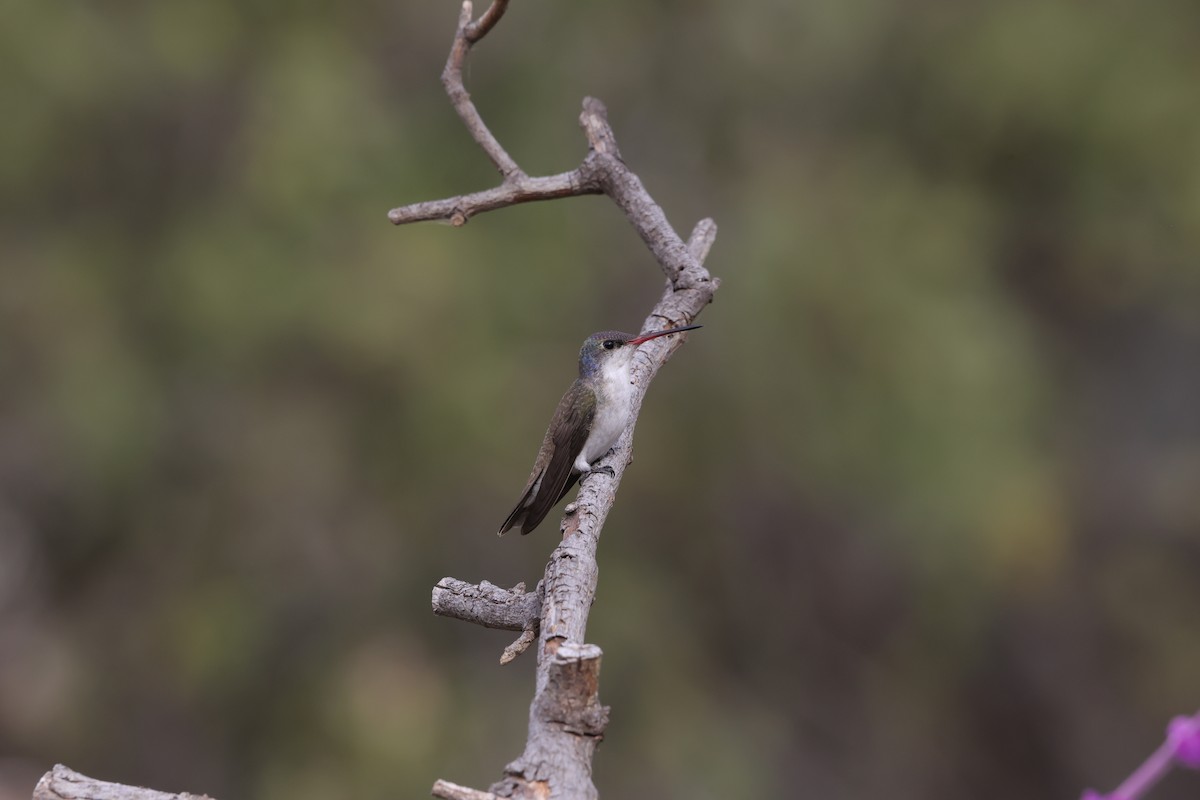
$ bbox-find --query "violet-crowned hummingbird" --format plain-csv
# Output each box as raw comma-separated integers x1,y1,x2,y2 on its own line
498,324,701,536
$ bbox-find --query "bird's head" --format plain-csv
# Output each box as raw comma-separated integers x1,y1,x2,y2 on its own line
578,324,701,377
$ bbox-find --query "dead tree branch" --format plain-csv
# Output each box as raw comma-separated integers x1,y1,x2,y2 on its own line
32,766,212,800
432,780,500,800
34,2,719,798
432,578,542,631
400,2,720,799
432,578,543,664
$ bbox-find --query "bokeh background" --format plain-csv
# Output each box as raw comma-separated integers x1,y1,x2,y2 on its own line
3,1,1199,798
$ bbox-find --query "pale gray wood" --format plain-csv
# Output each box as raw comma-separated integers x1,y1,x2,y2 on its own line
431,578,542,632
431,578,544,665
394,3,720,798
441,0,520,179
432,779,500,800
32,766,212,800
500,628,538,666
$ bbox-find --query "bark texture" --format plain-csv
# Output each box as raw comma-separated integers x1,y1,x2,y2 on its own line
394,2,721,799
32,766,211,800
432,578,543,663
432,578,542,632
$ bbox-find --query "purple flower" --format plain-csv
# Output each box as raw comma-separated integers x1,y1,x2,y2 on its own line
1082,710,1200,800
1168,715,1200,769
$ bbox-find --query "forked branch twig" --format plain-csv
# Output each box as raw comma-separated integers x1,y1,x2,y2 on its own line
26,3,718,800
399,2,720,799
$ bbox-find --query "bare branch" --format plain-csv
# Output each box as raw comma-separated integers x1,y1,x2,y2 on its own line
387,172,596,227
577,96,621,159
500,628,538,666
30,6,720,800
432,780,500,800
465,0,510,43
432,578,541,632
390,16,720,298
536,643,608,738
441,0,522,179
33,766,212,800
431,578,542,664
686,217,719,264
400,4,722,800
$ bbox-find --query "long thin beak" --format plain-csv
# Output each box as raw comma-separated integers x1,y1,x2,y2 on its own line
627,324,702,346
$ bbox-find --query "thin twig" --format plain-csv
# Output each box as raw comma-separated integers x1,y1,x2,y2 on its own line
432,779,499,800
440,0,522,179
465,0,510,43
500,628,538,665
387,171,594,227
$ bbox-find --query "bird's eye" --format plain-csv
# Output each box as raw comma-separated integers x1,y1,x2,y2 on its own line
602,340,616,350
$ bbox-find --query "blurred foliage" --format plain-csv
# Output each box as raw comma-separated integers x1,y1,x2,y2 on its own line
2,1,1199,799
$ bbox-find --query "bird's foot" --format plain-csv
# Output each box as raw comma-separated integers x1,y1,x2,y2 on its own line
586,465,616,480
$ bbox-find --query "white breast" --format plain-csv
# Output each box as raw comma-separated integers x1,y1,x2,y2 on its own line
579,357,636,466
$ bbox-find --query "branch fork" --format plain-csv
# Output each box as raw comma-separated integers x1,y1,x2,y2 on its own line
28,2,721,799
397,1,720,797
432,578,542,664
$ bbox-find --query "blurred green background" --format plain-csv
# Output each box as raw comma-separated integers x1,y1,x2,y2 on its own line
2,1,1199,798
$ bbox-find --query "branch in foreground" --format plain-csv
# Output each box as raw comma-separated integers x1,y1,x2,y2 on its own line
387,172,592,228
32,765,212,800
433,780,499,800
390,94,716,294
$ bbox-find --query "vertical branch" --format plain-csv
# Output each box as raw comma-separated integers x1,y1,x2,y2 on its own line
395,3,721,798
441,1,523,180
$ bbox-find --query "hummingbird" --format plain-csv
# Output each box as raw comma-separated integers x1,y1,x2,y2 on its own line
498,324,702,536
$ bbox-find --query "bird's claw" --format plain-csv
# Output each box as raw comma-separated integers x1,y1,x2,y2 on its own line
587,465,616,480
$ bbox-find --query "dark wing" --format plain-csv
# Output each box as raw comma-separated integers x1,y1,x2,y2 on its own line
498,471,538,535
520,381,595,534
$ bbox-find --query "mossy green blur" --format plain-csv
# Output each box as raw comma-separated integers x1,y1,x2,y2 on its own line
1,1,1198,799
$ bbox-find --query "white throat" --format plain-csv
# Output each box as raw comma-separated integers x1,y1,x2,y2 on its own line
576,355,637,470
